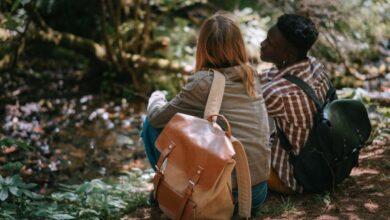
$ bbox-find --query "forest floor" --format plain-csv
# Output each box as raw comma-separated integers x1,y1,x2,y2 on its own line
124,138,390,220
1,67,390,219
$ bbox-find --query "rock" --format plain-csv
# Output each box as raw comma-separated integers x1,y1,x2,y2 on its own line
368,66,379,76
116,134,134,147
379,63,386,74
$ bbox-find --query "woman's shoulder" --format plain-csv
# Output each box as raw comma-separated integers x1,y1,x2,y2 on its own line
183,70,213,92
191,70,214,80
188,70,214,85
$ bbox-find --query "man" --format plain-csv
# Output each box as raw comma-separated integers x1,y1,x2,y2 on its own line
259,14,332,193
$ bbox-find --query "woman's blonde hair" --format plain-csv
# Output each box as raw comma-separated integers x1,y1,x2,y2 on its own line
195,12,255,97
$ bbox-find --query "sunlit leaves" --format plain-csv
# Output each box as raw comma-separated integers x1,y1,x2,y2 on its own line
21,189,43,199
11,0,31,12
51,214,76,220
51,192,78,202
2,14,19,30
1,0,29,32
0,170,149,219
8,186,19,196
0,174,42,201
150,0,206,11
0,188,9,201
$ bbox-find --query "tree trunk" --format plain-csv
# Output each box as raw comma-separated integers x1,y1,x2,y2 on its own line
26,28,188,75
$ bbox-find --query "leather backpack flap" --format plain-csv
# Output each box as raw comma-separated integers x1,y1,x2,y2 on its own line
324,99,372,152
155,113,236,190
154,113,237,219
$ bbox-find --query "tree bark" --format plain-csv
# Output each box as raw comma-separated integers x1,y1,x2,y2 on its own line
26,28,188,74
0,54,12,71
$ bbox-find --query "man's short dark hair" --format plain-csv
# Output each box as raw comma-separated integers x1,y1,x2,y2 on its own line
276,14,318,54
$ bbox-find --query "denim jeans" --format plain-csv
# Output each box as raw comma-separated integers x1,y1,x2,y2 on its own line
232,181,267,214
140,118,267,212
140,118,162,171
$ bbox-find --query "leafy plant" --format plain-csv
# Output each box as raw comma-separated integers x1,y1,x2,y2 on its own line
276,196,297,214
256,196,297,217
1,161,23,174
50,174,149,219
0,169,149,219
0,174,42,201
314,192,332,206
0,137,33,151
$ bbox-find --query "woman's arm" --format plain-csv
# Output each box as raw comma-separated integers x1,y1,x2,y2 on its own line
147,71,212,128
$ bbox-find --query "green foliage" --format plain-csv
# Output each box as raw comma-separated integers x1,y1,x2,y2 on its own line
0,168,149,220
11,0,31,12
250,0,389,80
256,196,297,217
49,174,149,219
163,17,196,62
0,174,41,201
1,161,23,174
150,0,207,11
308,0,389,63
314,192,332,206
209,0,262,11
276,196,297,214
377,106,390,118
146,71,186,98
0,137,33,151
0,0,28,31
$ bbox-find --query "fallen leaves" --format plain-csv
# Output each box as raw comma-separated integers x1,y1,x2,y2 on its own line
1,146,17,154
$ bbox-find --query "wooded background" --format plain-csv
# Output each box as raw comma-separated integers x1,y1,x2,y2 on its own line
0,0,389,219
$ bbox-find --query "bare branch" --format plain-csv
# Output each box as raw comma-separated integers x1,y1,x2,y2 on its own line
27,28,188,74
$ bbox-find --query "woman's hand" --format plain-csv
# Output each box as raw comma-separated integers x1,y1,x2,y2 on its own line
147,90,168,110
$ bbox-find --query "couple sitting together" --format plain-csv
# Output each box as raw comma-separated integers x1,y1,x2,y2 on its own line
141,12,331,214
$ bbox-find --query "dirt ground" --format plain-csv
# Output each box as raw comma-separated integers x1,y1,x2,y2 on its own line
124,138,390,219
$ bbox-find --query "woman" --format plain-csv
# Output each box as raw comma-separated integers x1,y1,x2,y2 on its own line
259,14,333,193
141,12,270,213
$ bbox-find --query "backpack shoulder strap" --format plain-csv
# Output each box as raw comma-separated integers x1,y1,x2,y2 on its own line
204,69,225,120
204,69,252,218
278,75,321,154
283,75,321,110
231,136,252,218
276,124,294,153
278,74,336,154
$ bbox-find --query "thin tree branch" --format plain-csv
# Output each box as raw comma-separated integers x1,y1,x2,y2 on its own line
100,0,119,69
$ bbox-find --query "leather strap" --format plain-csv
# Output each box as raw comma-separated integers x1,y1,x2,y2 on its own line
203,69,252,218
154,142,176,199
203,69,225,121
207,114,232,138
231,136,252,218
178,166,204,219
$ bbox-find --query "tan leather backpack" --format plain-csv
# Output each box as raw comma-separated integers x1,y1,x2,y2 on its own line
153,70,252,219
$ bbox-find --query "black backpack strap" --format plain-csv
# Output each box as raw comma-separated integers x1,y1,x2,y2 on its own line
324,76,337,101
278,74,336,155
276,124,294,154
277,75,322,156
283,75,321,111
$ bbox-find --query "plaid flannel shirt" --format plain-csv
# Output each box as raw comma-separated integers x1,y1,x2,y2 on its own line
259,57,330,192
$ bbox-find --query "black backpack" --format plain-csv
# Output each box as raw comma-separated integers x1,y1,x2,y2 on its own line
277,75,371,193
